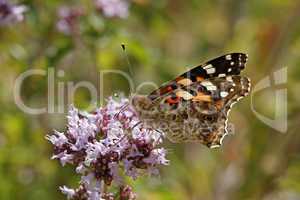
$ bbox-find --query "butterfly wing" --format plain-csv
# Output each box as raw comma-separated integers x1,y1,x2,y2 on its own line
155,75,250,147
148,53,248,101
132,53,250,148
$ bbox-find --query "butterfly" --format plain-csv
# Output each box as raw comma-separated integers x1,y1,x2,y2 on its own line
131,53,250,148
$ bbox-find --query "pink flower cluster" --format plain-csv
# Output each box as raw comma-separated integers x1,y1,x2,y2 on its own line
94,0,130,18
46,97,168,200
0,0,27,26
56,0,130,35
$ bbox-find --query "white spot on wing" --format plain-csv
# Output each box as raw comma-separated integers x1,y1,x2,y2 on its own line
220,91,229,97
218,73,226,77
203,64,213,69
206,67,216,74
201,81,217,91
226,55,232,60
201,81,212,87
177,78,193,86
206,85,217,91
176,90,194,100
226,76,233,81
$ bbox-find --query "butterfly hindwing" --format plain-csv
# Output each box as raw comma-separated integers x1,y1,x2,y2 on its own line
155,75,250,147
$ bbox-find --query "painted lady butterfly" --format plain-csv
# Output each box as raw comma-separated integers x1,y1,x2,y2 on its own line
131,53,250,148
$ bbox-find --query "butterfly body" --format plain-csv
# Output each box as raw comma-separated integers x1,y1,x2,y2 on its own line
131,53,250,148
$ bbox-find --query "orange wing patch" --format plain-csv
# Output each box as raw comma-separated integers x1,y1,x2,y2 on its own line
196,76,204,82
192,92,212,102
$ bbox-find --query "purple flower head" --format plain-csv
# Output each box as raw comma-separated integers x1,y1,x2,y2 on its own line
56,6,84,35
47,96,168,199
0,0,27,26
94,0,129,18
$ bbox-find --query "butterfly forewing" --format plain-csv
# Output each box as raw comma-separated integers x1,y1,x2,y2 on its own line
149,53,248,101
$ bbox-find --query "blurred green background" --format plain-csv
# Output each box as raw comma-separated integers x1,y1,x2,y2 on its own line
1,0,300,199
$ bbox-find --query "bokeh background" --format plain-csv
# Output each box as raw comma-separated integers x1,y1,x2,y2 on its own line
1,0,300,199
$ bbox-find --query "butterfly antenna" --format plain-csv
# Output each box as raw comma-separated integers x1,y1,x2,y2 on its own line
121,44,135,81
113,44,136,120
153,129,165,145
132,121,142,130
111,121,142,147
113,102,130,120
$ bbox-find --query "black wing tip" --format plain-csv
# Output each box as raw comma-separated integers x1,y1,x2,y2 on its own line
210,52,248,60
225,52,248,56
